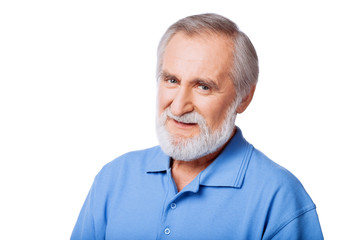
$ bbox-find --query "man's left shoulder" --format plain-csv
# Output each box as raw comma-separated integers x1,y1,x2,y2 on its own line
249,149,305,185
246,148,323,239
246,147,315,207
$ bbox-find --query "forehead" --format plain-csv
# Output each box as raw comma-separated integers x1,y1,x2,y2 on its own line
162,32,234,81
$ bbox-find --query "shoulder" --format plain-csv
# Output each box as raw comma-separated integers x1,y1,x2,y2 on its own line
93,146,163,185
104,145,161,169
247,147,314,205
246,147,318,238
248,148,310,196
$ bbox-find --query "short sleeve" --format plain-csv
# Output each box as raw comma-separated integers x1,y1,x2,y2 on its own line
269,208,324,240
71,186,96,240
71,174,107,240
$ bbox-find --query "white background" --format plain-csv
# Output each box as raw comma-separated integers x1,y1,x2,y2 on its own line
0,0,359,239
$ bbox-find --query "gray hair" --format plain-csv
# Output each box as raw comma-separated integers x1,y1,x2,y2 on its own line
156,13,259,102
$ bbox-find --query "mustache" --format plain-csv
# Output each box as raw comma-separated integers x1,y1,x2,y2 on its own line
163,108,206,125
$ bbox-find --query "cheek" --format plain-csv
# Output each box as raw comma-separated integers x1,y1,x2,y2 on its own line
199,100,230,129
157,86,172,111
208,110,223,128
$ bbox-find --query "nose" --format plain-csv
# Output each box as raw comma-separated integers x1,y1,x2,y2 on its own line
170,87,194,116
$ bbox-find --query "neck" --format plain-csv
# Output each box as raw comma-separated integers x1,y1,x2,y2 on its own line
171,128,236,192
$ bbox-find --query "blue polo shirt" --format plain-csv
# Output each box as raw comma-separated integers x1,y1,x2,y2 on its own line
71,128,323,239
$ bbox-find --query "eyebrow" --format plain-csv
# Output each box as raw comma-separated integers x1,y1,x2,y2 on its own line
190,79,220,91
159,71,178,81
160,70,220,91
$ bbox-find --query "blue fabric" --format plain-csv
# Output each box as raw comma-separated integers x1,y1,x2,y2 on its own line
71,127,323,239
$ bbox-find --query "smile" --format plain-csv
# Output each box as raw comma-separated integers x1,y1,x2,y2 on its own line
170,118,198,129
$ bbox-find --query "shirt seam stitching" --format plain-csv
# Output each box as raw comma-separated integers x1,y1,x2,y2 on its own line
269,205,316,239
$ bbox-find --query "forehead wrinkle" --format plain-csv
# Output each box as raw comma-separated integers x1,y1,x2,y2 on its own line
164,53,206,69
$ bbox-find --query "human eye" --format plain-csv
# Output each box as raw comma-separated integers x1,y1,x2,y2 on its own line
167,78,178,84
161,77,179,88
198,84,210,91
196,81,213,93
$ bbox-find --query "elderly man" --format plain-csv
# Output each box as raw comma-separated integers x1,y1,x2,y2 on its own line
71,13,323,239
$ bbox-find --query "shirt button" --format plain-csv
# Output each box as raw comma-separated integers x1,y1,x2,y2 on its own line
170,203,177,209
164,228,171,235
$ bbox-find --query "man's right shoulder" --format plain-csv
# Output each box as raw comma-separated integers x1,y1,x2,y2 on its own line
95,145,165,179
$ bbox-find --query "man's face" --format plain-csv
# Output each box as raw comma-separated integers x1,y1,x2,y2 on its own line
156,33,238,160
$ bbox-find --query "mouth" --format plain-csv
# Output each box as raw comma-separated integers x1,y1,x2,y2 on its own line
170,118,198,128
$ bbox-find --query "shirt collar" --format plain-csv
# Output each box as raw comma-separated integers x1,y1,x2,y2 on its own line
199,127,253,188
145,146,170,173
145,127,253,189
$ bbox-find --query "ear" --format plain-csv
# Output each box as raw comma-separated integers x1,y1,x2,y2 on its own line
236,85,256,114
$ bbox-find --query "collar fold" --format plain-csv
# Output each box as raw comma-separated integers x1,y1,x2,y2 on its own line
145,127,253,189
199,127,253,188
145,147,170,173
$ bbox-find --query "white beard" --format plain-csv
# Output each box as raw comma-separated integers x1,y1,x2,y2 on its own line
156,101,238,161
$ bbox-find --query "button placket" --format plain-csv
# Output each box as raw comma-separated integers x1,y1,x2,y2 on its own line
161,170,185,238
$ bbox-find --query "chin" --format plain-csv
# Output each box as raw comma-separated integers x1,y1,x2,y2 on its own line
156,101,238,161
